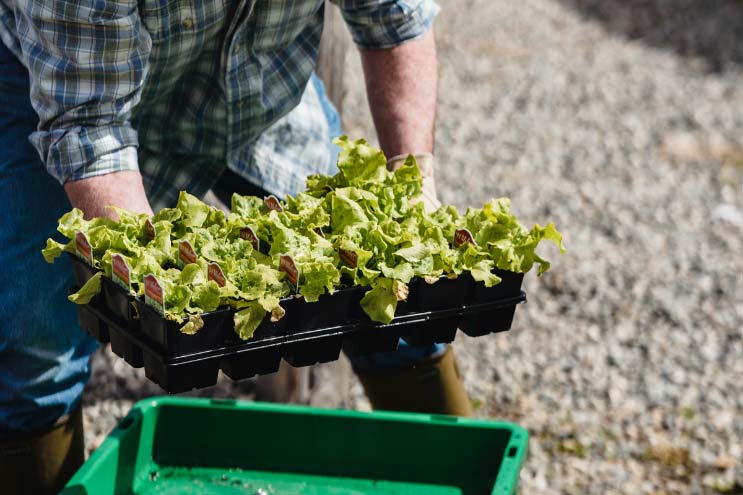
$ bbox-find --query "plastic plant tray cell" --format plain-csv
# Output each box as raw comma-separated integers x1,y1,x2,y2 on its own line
458,293,526,337
406,275,470,312
458,306,518,338
62,397,529,495
76,304,110,343
341,323,402,356
142,349,220,394
108,324,145,368
248,314,288,341
282,326,347,367
101,277,138,327
134,299,234,357
260,295,304,336
399,316,460,347
469,270,525,303
218,338,285,381
288,286,363,332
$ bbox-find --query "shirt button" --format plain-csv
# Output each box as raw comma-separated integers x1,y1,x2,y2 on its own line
182,18,193,29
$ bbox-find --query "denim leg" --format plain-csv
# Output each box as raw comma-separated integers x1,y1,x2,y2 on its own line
311,74,448,372
0,42,98,437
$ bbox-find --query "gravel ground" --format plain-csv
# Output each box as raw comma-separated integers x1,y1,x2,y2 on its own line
84,1,743,493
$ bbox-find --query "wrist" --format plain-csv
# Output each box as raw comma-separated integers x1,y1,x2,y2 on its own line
386,152,434,177
386,152,440,211
64,170,153,220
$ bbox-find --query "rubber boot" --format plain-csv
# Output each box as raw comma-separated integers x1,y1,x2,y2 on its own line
355,346,473,416
0,405,85,495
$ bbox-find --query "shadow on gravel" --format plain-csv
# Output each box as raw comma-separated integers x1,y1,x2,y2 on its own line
556,0,743,72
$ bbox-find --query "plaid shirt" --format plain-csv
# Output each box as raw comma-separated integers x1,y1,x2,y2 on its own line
0,0,438,207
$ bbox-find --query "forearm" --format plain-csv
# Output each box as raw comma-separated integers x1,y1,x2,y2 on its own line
360,30,438,158
64,171,153,220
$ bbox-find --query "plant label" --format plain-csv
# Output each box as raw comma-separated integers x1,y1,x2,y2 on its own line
144,274,165,315
178,240,197,268
75,231,93,266
145,218,156,241
240,226,260,251
339,248,358,268
454,228,476,247
264,195,283,212
279,254,299,291
111,254,131,292
208,262,226,287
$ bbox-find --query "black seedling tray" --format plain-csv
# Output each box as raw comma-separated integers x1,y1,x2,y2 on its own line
67,251,529,393
74,290,526,393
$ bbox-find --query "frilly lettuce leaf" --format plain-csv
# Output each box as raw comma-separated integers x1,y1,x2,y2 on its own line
360,278,409,324
68,272,103,304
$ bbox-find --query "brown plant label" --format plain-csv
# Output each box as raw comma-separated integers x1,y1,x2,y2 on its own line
239,226,260,251
75,231,93,266
144,274,165,315
339,248,358,268
279,254,299,290
208,262,226,288
178,240,197,268
264,195,283,212
111,254,131,291
454,228,476,247
145,218,156,241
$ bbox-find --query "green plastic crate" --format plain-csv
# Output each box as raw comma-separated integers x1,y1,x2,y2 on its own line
62,397,528,495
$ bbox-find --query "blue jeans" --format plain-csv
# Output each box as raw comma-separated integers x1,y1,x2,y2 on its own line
0,43,442,436
0,42,99,436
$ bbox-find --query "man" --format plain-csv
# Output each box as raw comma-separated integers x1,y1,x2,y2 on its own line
0,1,471,492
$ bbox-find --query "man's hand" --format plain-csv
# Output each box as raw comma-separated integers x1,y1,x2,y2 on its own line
64,171,153,220
387,152,441,212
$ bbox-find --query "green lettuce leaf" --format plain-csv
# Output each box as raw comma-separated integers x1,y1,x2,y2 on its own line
68,272,103,304
234,301,267,340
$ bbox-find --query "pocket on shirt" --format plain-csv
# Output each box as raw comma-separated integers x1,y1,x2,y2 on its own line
138,0,227,41
249,0,324,49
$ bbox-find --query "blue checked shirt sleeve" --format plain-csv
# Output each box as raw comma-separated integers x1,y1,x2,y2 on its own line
9,0,151,184
332,0,440,49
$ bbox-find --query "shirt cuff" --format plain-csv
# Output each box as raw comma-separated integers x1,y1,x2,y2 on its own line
30,124,140,184
340,0,440,50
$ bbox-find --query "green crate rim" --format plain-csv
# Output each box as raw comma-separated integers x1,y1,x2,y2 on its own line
68,397,528,495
